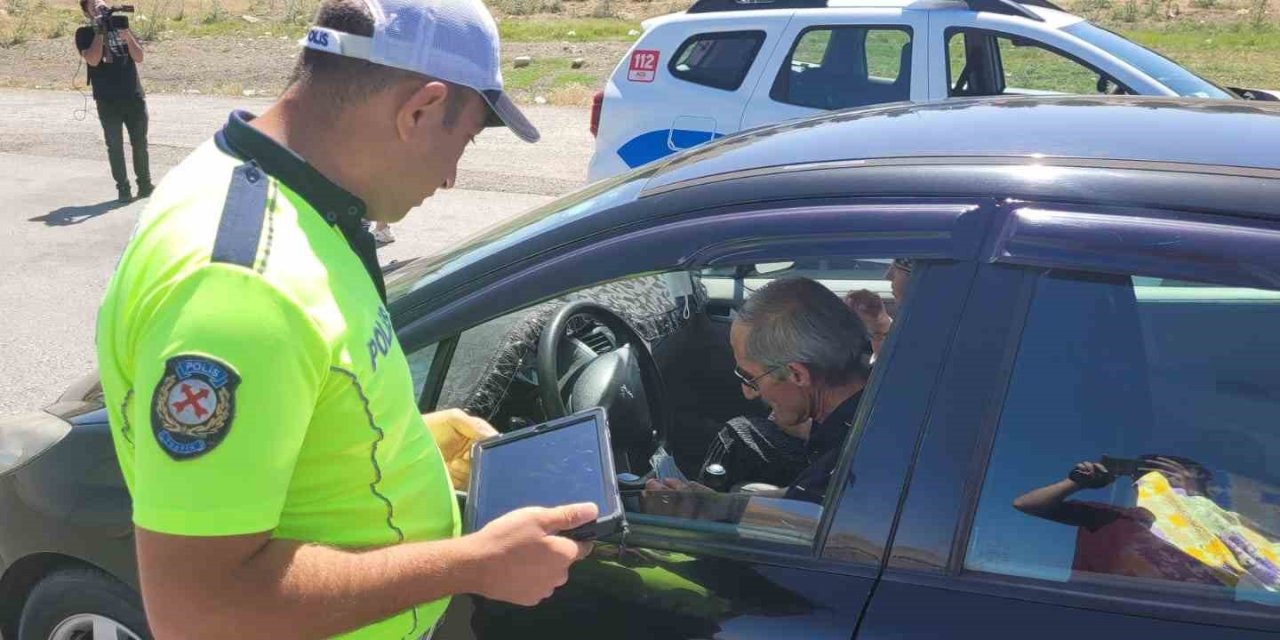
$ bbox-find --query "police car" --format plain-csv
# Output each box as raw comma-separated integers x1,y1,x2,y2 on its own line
587,0,1279,181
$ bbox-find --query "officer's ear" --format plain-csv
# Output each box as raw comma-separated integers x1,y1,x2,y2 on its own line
395,80,450,143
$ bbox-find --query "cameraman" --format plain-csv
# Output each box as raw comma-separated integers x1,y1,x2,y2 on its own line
75,0,152,203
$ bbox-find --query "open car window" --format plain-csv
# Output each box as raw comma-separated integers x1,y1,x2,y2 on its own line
427,258,913,555
701,258,897,314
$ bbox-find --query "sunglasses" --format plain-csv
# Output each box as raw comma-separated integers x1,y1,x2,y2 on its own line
734,364,782,391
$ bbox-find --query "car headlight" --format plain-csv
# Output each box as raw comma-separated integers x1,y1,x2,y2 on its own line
0,411,73,477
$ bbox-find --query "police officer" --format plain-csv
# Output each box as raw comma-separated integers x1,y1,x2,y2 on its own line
94,0,594,637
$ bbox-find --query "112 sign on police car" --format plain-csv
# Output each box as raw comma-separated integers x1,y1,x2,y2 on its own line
628,50,659,83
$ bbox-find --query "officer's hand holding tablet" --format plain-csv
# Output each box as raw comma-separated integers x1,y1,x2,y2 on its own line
466,407,625,542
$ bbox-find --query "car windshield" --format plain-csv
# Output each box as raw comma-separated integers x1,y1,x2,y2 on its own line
1063,22,1232,99
384,167,654,303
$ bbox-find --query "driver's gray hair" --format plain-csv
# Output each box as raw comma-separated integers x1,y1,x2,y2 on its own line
737,278,871,386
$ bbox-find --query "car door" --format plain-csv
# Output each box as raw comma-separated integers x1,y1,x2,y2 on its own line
739,8,928,131
420,199,991,639
859,203,1280,638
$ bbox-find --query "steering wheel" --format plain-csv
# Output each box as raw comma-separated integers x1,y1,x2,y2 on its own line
537,301,670,475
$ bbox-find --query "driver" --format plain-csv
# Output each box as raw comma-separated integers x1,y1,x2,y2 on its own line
647,277,872,508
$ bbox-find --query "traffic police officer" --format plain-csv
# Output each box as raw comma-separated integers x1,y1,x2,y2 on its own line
94,0,596,637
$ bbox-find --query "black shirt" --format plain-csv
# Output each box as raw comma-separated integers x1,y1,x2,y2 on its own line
75,26,144,103
785,390,863,504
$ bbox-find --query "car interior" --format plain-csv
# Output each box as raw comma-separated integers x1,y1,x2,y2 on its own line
423,258,900,545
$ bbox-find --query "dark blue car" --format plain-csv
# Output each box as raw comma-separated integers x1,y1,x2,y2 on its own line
2,95,1279,640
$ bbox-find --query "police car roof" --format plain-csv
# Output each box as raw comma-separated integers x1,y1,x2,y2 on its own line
642,96,1280,194
683,0,1072,21
651,0,1081,35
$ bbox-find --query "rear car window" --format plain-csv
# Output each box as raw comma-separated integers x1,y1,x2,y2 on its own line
966,271,1280,610
772,26,912,110
668,30,766,91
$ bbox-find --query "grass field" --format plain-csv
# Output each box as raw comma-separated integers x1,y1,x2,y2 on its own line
1,0,1276,100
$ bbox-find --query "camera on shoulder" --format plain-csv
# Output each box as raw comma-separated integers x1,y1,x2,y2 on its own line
97,4,134,31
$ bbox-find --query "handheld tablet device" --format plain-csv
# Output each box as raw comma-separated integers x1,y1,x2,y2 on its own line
465,407,624,541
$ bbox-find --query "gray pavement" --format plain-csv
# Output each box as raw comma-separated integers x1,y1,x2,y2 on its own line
0,89,592,415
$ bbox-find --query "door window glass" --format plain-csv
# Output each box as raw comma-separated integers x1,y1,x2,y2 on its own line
670,30,767,91
407,343,438,403
998,35,1105,94
773,26,913,110
967,271,1280,608
946,31,969,94
945,29,1123,97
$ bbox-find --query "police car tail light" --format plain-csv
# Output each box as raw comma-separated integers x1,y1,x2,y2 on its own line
590,90,604,138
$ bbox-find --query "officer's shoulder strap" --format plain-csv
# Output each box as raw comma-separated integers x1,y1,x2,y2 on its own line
211,161,269,270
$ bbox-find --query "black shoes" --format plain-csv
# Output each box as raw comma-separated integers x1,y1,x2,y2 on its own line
115,182,153,203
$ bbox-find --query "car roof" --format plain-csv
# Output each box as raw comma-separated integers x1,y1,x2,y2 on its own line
643,96,1280,194
389,96,1280,320
649,0,1083,28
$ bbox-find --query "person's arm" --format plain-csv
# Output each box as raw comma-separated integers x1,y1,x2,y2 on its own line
137,503,596,640
76,26,105,66
120,27,143,63
1013,461,1115,527
640,478,751,522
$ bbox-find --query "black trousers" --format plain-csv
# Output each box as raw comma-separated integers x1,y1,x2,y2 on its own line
96,96,152,192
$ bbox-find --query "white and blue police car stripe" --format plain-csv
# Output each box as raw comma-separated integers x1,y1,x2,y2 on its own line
615,129,724,169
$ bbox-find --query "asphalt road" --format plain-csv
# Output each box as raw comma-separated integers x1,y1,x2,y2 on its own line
0,88,593,416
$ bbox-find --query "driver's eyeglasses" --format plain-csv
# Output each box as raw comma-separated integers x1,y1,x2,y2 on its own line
734,365,781,392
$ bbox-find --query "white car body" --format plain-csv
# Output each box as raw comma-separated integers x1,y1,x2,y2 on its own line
587,0,1258,181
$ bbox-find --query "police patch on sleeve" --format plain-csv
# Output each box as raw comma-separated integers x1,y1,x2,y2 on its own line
150,355,240,460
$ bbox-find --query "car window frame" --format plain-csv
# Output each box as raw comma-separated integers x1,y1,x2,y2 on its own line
943,27,1135,98
769,23,915,110
667,29,768,92
885,200,1280,632
415,336,458,412
400,198,990,571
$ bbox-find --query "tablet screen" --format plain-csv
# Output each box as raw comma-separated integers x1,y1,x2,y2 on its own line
472,413,611,530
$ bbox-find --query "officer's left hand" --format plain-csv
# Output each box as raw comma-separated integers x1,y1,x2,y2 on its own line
423,409,498,490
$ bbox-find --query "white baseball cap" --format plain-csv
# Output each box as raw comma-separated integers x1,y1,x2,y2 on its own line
301,0,539,142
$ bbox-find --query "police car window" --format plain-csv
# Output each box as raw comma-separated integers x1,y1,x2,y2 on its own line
947,29,1123,97
669,31,766,92
773,26,913,111
866,30,910,81
966,270,1280,610
946,32,969,95
997,36,1106,95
